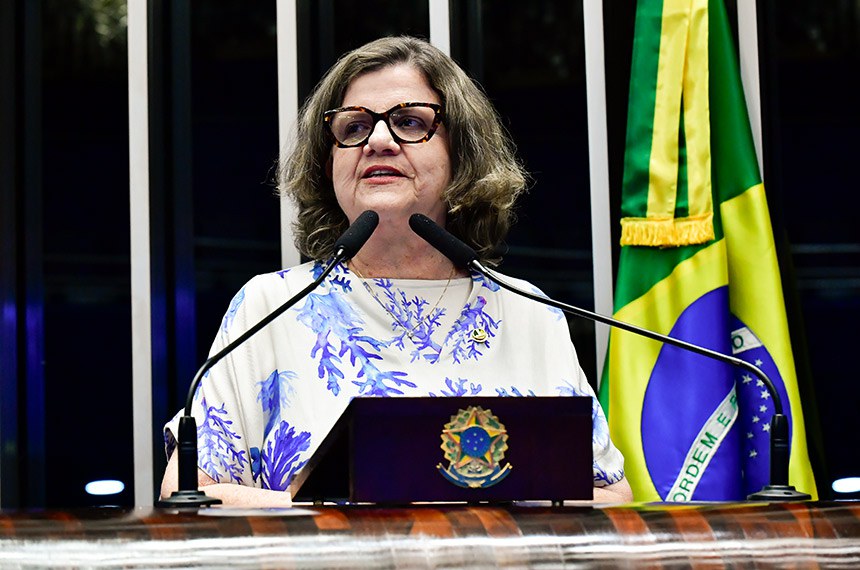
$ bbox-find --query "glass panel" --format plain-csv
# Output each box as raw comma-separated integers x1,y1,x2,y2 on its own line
42,0,132,507
764,0,860,494
332,0,430,55
190,1,280,365
452,0,598,381
298,0,430,101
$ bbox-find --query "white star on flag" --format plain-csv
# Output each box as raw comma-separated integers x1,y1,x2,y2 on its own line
747,432,754,439
742,375,753,384
763,423,771,432
750,450,758,458
759,405,767,412
756,379,764,387
752,415,760,423
761,390,770,400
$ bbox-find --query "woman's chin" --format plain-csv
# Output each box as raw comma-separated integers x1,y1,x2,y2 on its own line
343,190,445,226
352,199,418,219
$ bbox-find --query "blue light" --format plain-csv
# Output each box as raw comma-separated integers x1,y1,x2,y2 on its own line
85,479,125,496
832,477,860,494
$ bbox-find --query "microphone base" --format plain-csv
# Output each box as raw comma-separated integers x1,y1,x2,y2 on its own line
156,490,223,509
747,485,812,502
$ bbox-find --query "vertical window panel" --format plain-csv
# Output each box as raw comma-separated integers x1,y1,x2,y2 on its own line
761,0,860,494
41,0,132,507
190,2,281,369
297,0,430,102
452,0,598,382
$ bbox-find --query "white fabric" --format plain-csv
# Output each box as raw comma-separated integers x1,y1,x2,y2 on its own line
165,260,625,491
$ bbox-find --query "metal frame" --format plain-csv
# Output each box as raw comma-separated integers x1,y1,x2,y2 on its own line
583,0,614,382
128,0,154,508
737,1,763,172
429,0,451,54
277,0,301,269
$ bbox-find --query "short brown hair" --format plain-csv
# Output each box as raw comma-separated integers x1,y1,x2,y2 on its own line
280,36,527,263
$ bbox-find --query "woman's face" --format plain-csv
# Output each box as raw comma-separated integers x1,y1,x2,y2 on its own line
330,64,451,227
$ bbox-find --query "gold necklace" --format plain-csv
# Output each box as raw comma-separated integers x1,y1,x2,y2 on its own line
351,263,455,339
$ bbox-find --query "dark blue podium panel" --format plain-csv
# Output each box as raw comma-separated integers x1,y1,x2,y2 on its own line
292,396,593,503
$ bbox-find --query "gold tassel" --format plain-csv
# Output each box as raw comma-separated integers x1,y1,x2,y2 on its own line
621,212,714,247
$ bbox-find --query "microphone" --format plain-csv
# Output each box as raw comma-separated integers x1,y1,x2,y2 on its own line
333,209,382,258
409,213,810,502
157,210,379,508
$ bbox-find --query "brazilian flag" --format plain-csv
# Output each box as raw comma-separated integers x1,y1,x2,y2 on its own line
598,0,817,501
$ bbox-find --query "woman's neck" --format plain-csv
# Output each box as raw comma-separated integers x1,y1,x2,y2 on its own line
346,220,465,280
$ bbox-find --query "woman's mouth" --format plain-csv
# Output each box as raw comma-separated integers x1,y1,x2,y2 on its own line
362,166,404,179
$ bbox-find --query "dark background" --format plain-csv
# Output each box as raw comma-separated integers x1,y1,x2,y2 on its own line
1,0,857,507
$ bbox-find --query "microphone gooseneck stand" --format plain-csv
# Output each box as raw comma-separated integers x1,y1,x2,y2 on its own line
157,210,380,508
408,213,811,501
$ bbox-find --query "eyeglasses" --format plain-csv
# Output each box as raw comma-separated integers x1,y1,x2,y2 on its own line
323,102,444,148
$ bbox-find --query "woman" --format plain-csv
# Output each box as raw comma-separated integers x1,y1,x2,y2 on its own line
161,36,632,506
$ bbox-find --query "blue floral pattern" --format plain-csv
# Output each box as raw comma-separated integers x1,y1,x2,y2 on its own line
429,377,483,397
196,396,247,484
257,369,298,438
473,271,500,292
444,296,500,363
370,279,446,359
296,283,414,397
557,380,621,486
527,284,565,321
260,420,311,491
222,287,245,332
166,261,625,492
495,386,537,397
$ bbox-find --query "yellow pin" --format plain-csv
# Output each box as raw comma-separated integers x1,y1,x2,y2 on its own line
470,328,488,343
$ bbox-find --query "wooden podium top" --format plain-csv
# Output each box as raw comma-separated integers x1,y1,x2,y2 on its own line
2,501,859,567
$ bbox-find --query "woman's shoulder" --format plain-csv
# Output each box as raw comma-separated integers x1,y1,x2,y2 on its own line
243,260,322,289
473,269,552,302
231,260,327,308
475,270,568,322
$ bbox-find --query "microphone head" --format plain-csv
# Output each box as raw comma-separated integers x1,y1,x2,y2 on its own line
334,210,379,258
408,213,478,268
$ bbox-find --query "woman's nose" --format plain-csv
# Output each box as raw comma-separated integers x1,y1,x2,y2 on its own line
363,119,400,154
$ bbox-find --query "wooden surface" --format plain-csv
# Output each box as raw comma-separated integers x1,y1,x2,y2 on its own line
1,501,859,568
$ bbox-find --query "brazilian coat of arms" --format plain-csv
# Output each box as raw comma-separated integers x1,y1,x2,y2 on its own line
437,406,512,488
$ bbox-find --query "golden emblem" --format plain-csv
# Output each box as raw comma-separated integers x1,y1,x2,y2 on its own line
470,328,489,343
437,406,512,488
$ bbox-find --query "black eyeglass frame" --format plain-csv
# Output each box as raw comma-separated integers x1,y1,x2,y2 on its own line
323,102,444,148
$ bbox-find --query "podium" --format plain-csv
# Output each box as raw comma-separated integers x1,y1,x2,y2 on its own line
2,503,859,567
290,396,594,503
